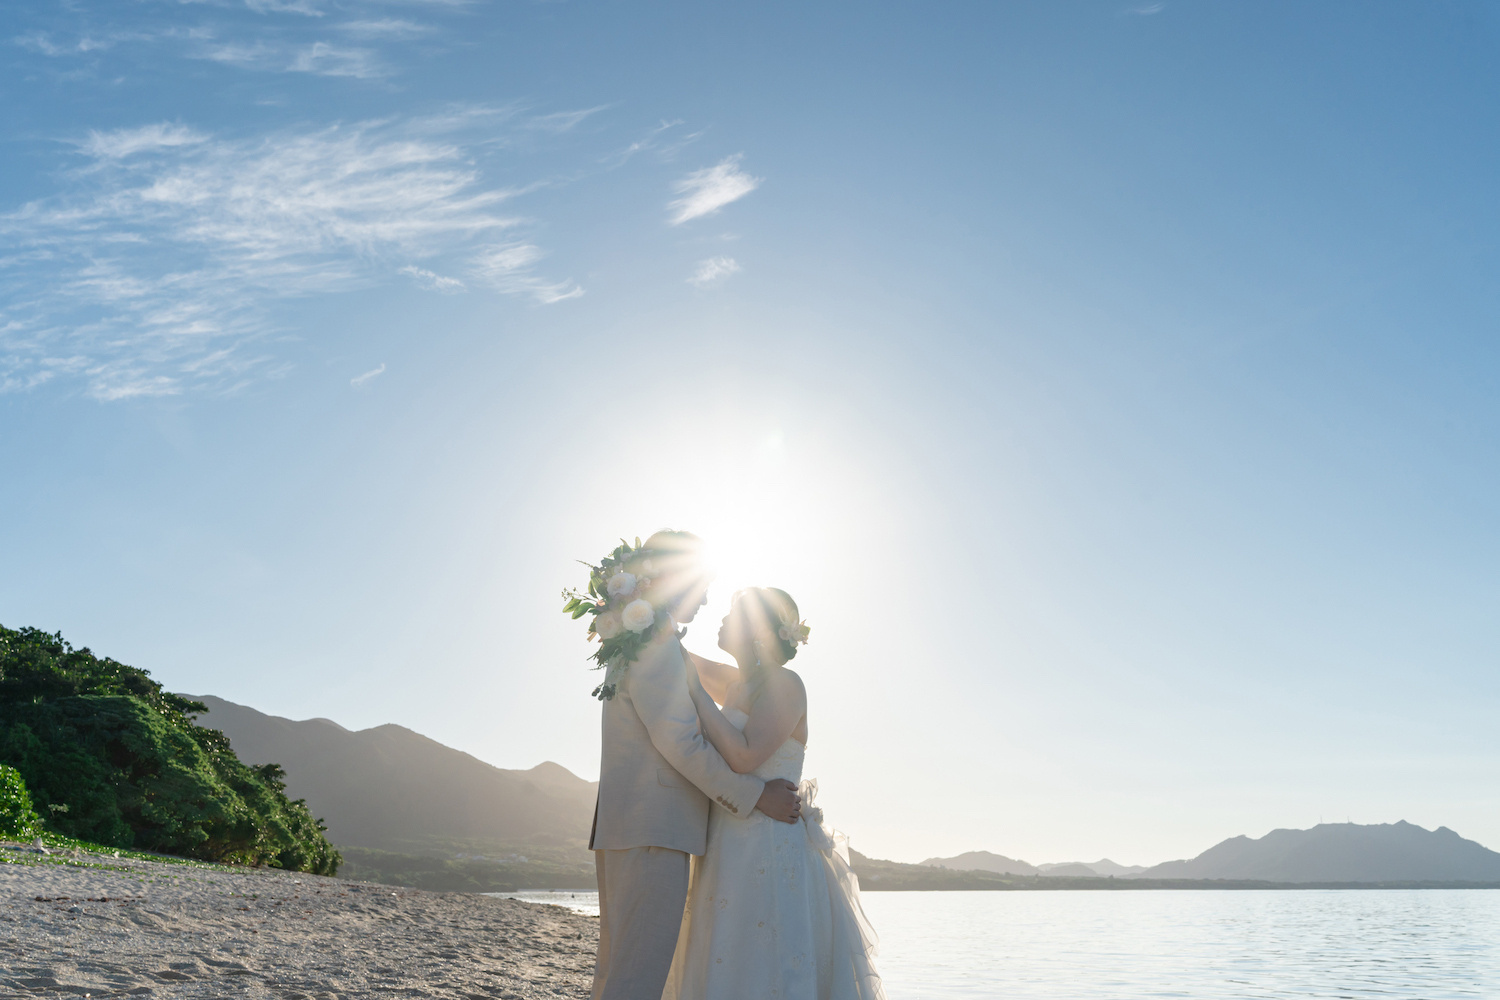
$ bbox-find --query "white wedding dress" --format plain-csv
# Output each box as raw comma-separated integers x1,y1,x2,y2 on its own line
663,707,886,1000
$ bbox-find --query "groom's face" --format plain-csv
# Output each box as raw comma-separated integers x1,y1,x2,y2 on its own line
672,578,710,624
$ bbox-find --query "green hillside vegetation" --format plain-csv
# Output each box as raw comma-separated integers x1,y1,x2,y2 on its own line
0,624,339,875
0,763,43,838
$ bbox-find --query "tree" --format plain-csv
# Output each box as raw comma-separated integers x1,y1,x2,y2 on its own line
0,625,339,874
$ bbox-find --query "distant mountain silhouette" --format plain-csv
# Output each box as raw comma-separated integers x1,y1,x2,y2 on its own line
1073,859,1147,876
922,852,1149,877
1136,822,1500,882
920,850,1038,876
184,695,597,851
1037,862,1103,877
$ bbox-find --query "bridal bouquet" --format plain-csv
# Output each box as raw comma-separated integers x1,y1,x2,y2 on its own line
562,537,679,701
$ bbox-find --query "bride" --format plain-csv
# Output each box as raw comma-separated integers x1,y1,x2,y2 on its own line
664,587,886,1000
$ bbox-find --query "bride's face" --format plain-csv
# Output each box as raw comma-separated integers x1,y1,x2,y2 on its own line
716,604,752,660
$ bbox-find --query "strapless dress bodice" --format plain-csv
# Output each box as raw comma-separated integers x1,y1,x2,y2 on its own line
721,706,805,784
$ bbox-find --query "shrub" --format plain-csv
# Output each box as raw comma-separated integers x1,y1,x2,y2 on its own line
0,763,42,839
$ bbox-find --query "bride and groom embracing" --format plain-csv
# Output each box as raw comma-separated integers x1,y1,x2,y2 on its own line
563,531,884,1000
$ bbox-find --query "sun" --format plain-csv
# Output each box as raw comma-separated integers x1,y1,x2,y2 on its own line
635,429,822,633
572,405,857,653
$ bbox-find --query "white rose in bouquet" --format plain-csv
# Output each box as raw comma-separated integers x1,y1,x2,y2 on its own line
593,611,623,640
621,598,656,633
606,571,638,598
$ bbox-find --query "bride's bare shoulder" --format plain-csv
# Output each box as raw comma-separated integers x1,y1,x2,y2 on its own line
766,666,807,704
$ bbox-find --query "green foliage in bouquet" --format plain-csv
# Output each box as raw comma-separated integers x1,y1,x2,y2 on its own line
0,763,42,839
0,624,340,874
563,537,679,701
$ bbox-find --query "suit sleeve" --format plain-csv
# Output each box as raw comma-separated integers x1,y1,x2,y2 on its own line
626,635,767,817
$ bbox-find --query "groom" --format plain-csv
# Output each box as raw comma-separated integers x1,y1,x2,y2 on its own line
589,530,802,1000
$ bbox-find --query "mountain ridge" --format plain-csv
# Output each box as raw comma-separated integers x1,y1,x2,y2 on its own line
186,698,1500,888
184,695,597,852
926,822,1500,884
920,850,1038,876
1136,821,1500,882
921,852,1148,877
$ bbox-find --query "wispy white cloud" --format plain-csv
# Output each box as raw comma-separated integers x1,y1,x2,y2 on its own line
338,18,436,39
287,41,382,77
246,0,327,15
14,32,121,57
195,39,276,68
13,24,174,60
523,106,608,134
14,33,64,57
351,362,386,386
81,123,207,160
89,369,183,402
0,114,580,399
688,256,741,287
602,119,704,168
400,264,465,292
668,155,760,225
0,354,89,397
194,35,385,78
1126,3,1166,14
12,0,460,80
469,243,583,304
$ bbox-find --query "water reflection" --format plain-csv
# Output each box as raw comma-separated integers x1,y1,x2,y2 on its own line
480,887,1498,997
859,890,1500,999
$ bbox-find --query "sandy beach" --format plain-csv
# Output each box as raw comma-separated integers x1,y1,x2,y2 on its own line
0,841,598,999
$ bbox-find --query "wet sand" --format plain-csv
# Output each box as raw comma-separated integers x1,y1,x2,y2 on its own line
0,841,597,998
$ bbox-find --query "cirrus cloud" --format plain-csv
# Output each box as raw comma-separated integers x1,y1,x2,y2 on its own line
351,362,386,387
688,256,741,287
668,155,761,225
0,112,583,400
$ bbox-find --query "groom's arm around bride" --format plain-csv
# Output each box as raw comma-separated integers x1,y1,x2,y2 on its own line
633,632,803,822
592,628,801,854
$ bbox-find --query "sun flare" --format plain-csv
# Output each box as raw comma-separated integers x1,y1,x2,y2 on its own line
617,424,833,643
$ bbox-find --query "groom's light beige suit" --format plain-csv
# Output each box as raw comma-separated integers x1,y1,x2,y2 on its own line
590,630,766,1000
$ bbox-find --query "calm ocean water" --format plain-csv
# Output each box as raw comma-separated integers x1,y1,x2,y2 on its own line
491,889,1500,998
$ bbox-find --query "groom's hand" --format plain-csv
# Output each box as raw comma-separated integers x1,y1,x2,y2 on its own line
756,779,801,824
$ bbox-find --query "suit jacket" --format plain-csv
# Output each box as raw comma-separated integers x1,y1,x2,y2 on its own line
589,631,766,855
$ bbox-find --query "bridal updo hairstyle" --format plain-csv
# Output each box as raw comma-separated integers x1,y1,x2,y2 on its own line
732,587,803,666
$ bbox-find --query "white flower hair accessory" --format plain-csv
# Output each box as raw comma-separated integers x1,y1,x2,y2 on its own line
778,617,811,646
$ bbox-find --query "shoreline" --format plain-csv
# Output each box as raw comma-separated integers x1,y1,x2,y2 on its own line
1,840,598,998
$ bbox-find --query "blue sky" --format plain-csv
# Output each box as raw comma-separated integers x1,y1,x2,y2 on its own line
3,1,1499,865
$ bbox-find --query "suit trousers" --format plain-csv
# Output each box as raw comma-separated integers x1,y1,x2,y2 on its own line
593,847,691,1000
